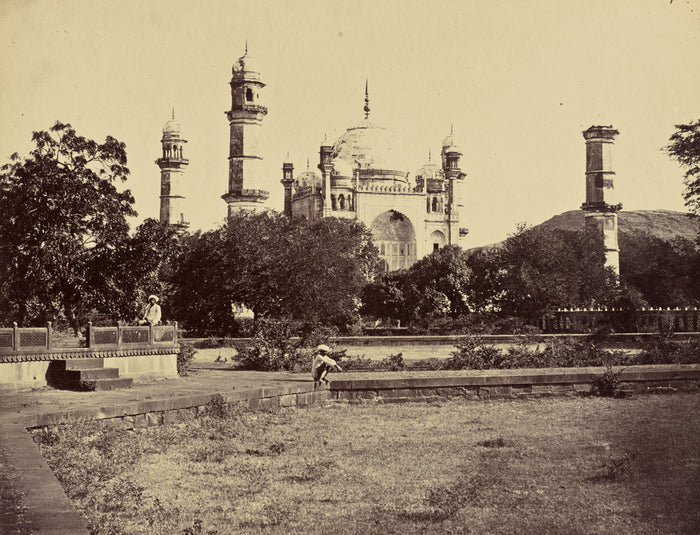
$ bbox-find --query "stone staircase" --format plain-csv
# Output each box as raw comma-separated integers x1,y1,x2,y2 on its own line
48,359,133,391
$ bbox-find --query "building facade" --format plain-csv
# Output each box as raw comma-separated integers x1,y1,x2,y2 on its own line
282,85,469,272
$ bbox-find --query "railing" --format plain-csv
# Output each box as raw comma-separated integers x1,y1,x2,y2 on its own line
0,322,179,354
543,308,700,333
87,322,179,348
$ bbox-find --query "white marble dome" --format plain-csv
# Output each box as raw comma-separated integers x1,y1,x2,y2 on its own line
331,119,402,172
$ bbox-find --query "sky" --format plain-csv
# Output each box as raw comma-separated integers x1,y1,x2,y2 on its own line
1,0,699,247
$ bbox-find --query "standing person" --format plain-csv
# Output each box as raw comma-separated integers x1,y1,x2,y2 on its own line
311,344,342,385
139,295,162,326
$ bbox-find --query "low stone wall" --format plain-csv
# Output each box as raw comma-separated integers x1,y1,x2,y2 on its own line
329,365,700,403
21,384,331,430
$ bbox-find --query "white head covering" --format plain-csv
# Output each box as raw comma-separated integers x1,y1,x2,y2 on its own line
316,344,331,353
148,295,159,302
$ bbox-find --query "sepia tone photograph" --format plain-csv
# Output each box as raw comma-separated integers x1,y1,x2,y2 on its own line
1,0,699,533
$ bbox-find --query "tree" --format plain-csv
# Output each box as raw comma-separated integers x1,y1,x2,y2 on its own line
665,119,700,216
619,232,700,307
168,212,379,336
89,218,181,323
0,122,137,331
482,225,609,322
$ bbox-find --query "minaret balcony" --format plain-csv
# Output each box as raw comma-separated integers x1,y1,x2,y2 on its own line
222,189,270,202
156,157,189,167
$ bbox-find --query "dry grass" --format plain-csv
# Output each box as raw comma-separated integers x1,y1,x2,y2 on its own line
38,393,700,534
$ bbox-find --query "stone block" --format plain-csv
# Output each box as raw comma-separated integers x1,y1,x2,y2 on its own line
162,411,179,425
531,385,554,394
278,394,297,407
133,414,148,428
146,412,162,426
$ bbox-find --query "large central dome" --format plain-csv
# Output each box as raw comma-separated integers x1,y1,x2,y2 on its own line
331,118,403,172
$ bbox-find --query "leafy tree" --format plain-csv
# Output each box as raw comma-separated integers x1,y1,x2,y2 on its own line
477,225,609,322
401,245,472,319
89,218,181,323
665,119,700,215
619,232,700,307
168,212,379,336
0,122,135,331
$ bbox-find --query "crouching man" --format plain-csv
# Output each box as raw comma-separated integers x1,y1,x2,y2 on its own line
311,344,342,385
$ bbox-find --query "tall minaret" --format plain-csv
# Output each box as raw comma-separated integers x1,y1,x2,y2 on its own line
156,111,189,231
581,125,621,275
222,44,269,216
441,127,468,245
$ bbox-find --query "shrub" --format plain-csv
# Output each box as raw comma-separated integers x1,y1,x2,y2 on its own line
592,366,624,397
635,332,700,365
234,319,310,372
444,336,503,370
382,353,405,371
178,342,197,376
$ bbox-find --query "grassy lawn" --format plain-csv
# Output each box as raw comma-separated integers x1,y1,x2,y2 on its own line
38,393,699,534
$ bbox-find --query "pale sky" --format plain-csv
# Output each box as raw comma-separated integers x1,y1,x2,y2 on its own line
1,0,699,246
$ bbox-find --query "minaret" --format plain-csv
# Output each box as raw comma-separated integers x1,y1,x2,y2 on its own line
281,155,294,217
441,126,468,244
222,43,269,216
156,111,189,231
581,125,621,275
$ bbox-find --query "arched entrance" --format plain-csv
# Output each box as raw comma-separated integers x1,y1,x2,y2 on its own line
430,230,446,252
371,210,417,271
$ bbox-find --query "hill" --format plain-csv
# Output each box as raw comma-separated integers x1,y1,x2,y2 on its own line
472,210,699,252
538,209,700,242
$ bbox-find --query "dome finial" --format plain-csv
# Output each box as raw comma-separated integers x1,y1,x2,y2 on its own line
306,157,310,171
171,108,175,120
364,79,370,119
451,124,454,135
428,148,432,162
245,39,248,54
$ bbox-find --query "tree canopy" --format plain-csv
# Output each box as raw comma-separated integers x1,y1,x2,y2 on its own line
665,119,700,216
167,212,379,336
0,122,138,330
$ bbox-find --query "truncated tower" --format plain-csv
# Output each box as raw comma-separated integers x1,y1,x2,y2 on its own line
222,44,269,216
582,125,621,275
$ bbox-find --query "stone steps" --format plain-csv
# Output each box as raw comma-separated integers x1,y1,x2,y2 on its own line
47,359,133,391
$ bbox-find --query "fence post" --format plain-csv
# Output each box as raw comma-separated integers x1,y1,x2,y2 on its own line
117,324,122,349
87,322,94,348
173,321,179,344
46,322,52,350
12,322,18,351
148,324,154,345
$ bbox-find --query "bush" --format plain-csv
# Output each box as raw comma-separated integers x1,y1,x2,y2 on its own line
444,336,503,370
234,319,309,372
382,353,405,371
178,342,197,376
635,332,700,365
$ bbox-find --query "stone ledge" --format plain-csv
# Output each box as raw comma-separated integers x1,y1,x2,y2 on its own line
330,365,700,391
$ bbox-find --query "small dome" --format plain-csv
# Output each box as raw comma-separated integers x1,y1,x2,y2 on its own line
442,134,454,149
415,160,444,181
232,50,261,75
331,158,354,178
163,115,182,139
296,168,322,190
